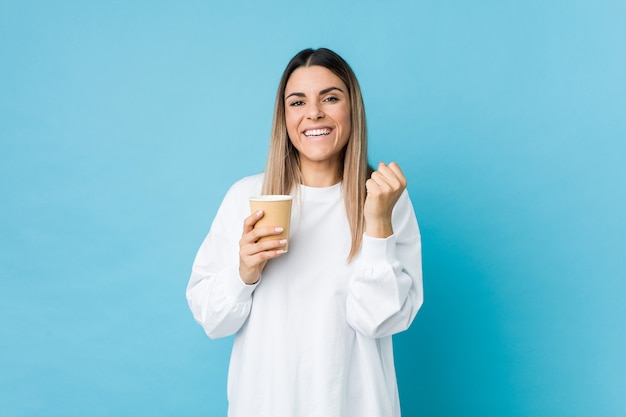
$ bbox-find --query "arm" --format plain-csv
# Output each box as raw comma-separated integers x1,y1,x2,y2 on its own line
346,163,424,338
186,179,288,339
186,197,257,339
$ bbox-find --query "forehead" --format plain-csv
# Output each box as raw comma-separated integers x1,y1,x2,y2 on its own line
285,65,348,95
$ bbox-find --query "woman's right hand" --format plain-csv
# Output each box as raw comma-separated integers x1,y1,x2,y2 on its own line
238,210,288,285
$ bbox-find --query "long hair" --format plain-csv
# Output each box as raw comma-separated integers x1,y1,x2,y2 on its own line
262,48,372,262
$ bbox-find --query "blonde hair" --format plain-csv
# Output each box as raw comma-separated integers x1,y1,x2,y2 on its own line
262,48,372,262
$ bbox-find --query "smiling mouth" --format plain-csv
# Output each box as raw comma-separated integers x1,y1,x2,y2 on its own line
303,128,332,137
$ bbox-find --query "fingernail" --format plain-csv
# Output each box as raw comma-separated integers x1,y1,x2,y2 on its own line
279,239,287,245
256,210,263,217
277,249,288,254
274,227,284,233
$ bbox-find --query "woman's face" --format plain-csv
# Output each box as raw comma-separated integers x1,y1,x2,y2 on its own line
284,65,351,173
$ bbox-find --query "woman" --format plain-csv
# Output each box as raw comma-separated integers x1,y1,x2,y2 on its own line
187,48,423,417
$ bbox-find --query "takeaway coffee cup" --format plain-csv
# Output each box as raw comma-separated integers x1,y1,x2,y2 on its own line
249,195,292,250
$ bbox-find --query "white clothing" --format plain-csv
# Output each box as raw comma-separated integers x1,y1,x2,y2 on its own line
187,174,423,417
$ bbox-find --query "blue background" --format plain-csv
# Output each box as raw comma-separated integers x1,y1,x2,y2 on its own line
1,0,625,416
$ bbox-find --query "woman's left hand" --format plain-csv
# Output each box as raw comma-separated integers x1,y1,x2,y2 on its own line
364,162,407,238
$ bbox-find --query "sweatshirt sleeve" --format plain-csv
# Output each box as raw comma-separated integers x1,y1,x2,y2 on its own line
346,190,423,338
186,182,259,339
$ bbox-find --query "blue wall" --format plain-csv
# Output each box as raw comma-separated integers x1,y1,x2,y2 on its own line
1,1,624,416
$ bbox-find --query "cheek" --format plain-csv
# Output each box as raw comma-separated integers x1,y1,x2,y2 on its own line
285,113,299,137
339,109,352,139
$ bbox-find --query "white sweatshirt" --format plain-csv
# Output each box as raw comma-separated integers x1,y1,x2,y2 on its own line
187,174,423,417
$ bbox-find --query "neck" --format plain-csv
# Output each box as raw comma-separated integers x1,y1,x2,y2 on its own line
299,160,342,187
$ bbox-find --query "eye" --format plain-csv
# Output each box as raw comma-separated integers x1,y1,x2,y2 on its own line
289,100,305,107
323,96,339,102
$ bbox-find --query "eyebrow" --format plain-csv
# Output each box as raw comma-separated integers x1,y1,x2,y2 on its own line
285,86,345,100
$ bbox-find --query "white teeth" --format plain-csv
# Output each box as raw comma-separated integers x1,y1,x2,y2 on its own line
304,128,331,137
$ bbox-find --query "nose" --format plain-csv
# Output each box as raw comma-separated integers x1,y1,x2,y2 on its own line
307,104,324,120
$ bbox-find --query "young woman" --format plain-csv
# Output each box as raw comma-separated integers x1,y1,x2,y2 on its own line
187,48,423,417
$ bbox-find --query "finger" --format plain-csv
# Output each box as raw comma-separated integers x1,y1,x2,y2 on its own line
246,248,287,265
370,165,397,190
376,162,398,180
243,237,288,257
241,239,288,259
256,238,288,253
374,162,405,189
387,162,407,187
365,177,379,195
247,226,285,243
243,210,264,234
369,171,391,189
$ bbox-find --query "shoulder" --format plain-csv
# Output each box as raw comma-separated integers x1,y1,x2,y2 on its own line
232,172,264,189
222,173,265,202
392,189,420,236
212,173,265,225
